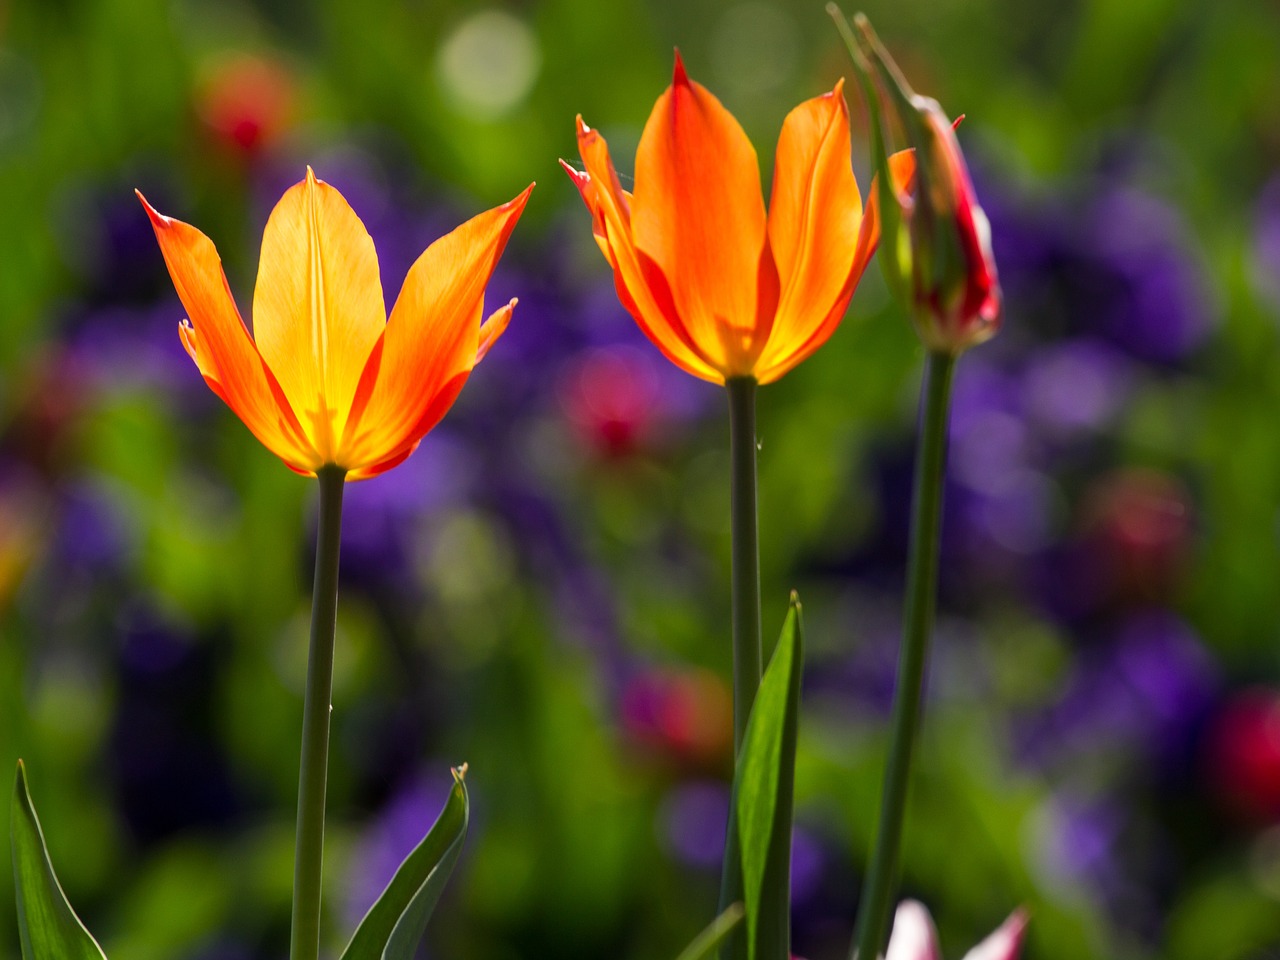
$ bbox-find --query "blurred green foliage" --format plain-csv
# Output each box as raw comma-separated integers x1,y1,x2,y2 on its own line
3,1,1280,959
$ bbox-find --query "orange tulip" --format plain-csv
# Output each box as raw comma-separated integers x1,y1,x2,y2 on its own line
562,54,909,386
140,169,532,479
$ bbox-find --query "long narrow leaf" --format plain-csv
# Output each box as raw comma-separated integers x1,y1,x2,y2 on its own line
11,761,109,960
676,903,745,960
340,764,470,960
735,594,804,960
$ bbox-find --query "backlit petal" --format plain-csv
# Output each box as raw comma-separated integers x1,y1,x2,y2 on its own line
252,167,386,461
754,81,864,382
338,185,533,473
477,298,516,363
886,901,942,960
631,54,769,376
856,146,921,281
566,122,723,383
138,191,317,471
962,909,1028,960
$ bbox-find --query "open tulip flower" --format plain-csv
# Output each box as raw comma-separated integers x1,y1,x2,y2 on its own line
884,901,1027,960
562,53,911,386
140,168,532,479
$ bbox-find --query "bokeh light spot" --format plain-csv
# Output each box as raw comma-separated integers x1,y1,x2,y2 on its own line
436,10,541,120
709,1,799,95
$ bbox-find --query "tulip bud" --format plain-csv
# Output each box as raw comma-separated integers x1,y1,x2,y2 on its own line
842,12,1002,355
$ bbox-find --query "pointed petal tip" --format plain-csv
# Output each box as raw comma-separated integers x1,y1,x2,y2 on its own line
503,182,535,213
833,76,846,96
305,164,318,183
672,48,689,86
135,189,169,226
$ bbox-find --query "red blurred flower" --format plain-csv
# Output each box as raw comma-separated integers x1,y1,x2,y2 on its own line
557,346,665,459
197,54,297,160
1204,690,1280,823
620,667,733,771
1083,468,1192,605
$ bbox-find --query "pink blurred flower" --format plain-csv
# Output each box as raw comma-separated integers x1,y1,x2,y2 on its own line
884,900,1027,960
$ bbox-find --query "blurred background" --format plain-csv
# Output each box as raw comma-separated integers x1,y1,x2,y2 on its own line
2,0,1280,957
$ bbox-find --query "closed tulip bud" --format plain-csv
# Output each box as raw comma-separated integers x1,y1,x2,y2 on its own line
840,11,1002,355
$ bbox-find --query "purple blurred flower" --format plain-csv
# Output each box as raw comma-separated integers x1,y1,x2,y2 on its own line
1021,338,1135,440
983,163,1215,364
1018,610,1218,770
64,301,209,399
1253,176,1280,309
1081,187,1215,363
340,431,474,590
658,780,729,869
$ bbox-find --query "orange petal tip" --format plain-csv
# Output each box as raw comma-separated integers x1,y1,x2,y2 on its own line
832,76,845,96
672,49,689,86
575,115,591,136
305,164,318,184
559,158,588,184
503,182,535,213
135,190,169,226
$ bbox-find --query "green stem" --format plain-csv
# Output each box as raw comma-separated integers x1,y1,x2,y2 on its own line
727,375,763,751
290,465,346,960
719,376,762,960
850,352,954,960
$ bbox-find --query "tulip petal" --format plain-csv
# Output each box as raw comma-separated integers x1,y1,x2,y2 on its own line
857,146,922,280
565,124,723,383
753,81,863,383
138,191,317,471
252,167,387,461
631,54,770,377
339,186,533,475
476,298,515,363
961,909,1028,960
885,900,942,960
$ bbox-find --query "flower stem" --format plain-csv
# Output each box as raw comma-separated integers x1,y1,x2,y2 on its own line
719,375,762,959
290,465,346,960
850,351,954,960
727,375,763,752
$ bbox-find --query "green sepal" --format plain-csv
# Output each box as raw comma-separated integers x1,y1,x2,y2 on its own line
733,594,805,960
339,764,470,960
676,903,744,960
11,761,109,960
829,4,908,302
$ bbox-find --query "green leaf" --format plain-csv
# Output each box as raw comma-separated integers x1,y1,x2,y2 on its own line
734,594,804,960
11,761,109,960
340,764,470,960
676,903,745,960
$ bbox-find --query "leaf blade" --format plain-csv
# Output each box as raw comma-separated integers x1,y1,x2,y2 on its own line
676,903,745,960
11,761,109,960
734,595,804,960
339,764,470,960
